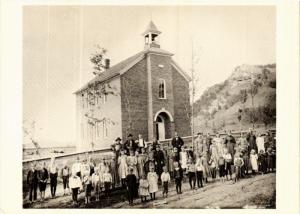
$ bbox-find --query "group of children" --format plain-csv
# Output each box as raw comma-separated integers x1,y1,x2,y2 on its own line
26,131,276,207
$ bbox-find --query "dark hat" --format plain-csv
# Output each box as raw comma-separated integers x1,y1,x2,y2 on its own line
115,137,121,141
128,134,133,137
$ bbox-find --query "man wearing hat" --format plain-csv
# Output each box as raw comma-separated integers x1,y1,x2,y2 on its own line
125,134,137,154
171,132,185,152
111,137,122,157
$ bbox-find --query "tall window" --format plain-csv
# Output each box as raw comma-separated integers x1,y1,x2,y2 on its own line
158,79,166,99
103,120,108,138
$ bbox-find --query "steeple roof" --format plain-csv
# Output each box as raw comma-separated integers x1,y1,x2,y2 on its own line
142,21,161,36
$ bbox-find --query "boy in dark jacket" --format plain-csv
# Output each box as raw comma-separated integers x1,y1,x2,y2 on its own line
173,161,183,194
126,168,137,206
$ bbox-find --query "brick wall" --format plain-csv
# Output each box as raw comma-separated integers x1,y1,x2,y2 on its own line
172,66,192,137
120,57,149,140
150,54,175,117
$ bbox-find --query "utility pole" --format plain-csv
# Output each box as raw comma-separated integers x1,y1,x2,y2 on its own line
191,40,195,152
250,74,255,129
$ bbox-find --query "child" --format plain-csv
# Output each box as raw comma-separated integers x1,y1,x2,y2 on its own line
195,154,204,188
82,171,92,204
91,167,101,201
103,168,112,198
179,147,188,180
223,149,233,180
186,158,196,189
139,174,150,202
161,166,171,197
173,161,183,194
234,152,244,182
258,150,267,174
266,147,275,173
169,147,179,179
218,156,226,182
250,149,258,174
69,173,82,205
61,162,70,196
147,167,158,200
209,156,217,182
118,150,128,189
126,168,137,206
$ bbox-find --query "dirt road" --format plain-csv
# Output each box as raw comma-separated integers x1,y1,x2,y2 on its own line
24,173,275,209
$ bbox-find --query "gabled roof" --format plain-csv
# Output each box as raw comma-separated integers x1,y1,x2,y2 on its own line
74,47,191,94
142,21,162,36
74,51,145,94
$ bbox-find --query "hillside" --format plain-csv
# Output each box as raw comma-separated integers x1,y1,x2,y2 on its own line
193,63,276,133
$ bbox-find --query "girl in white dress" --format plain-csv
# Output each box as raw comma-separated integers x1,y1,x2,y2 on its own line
147,167,158,200
139,174,150,202
118,150,128,188
91,167,101,201
250,149,258,174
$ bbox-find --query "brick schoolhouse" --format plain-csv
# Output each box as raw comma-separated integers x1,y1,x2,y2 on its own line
74,21,191,151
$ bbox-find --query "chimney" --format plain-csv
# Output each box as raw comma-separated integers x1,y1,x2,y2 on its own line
105,59,110,70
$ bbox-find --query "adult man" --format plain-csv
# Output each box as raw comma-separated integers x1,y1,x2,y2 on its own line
136,134,147,151
224,130,236,160
205,133,213,160
205,133,213,153
264,131,272,152
27,163,38,203
171,132,184,152
111,137,122,157
125,134,137,154
213,133,224,157
153,145,165,181
246,129,258,154
194,132,205,155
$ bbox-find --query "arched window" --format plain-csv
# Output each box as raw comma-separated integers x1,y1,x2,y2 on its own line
158,79,166,99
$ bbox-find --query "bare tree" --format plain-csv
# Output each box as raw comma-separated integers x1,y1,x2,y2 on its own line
23,120,41,156
84,45,119,149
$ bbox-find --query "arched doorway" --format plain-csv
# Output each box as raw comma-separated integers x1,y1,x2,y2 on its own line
154,110,173,140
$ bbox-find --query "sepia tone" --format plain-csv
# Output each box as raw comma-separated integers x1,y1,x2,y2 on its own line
22,5,276,209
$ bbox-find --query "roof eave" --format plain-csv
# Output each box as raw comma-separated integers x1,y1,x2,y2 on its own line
171,60,192,82
73,73,120,95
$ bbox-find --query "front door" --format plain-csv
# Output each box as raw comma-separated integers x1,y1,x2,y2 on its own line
156,116,166,140
157,121,165,140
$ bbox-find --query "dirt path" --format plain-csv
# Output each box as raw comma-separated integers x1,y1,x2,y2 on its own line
24,173,275,209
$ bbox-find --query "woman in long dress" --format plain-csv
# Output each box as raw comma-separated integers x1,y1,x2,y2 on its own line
137,148,147,178
201,152,210,183
118,150,128,188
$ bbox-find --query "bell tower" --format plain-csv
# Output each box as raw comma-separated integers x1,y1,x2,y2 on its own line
142,21,161,49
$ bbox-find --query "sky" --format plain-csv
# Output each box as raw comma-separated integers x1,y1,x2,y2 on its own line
23,5,275,146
